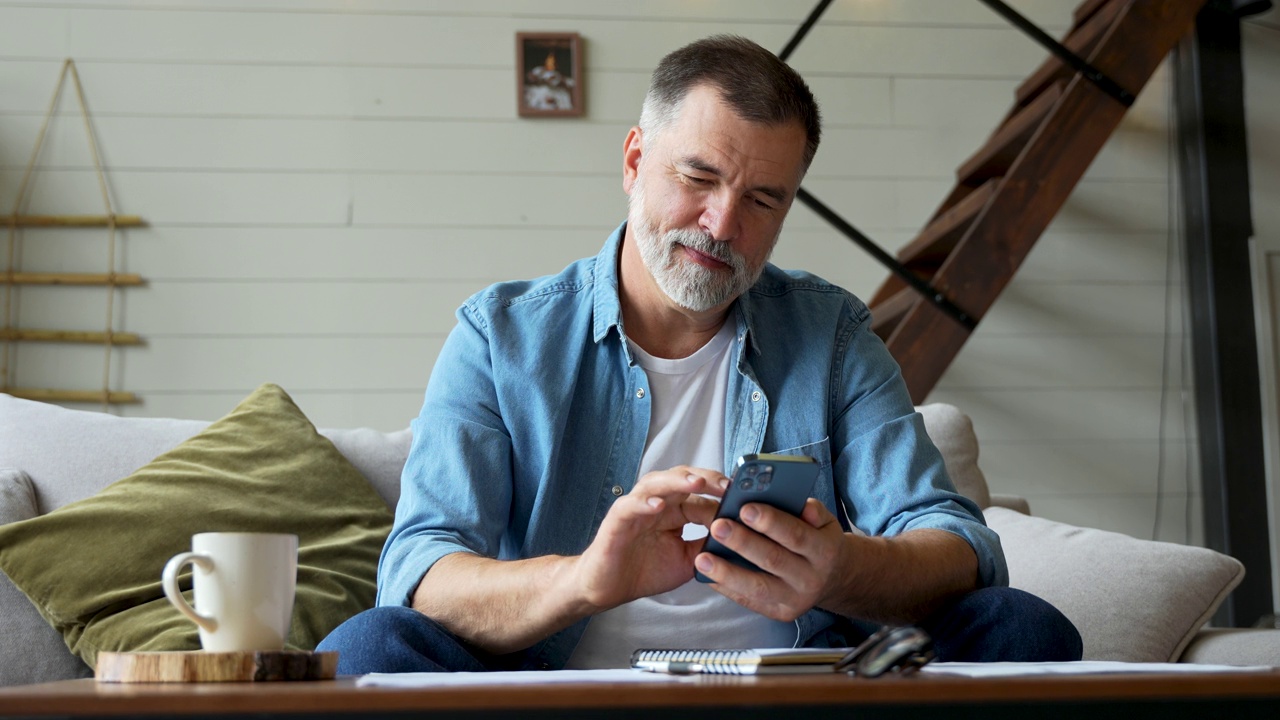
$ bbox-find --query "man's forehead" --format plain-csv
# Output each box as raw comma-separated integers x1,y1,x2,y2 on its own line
659,87,807,186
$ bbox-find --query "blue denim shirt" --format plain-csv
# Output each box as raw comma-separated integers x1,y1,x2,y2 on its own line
379,222,1007,669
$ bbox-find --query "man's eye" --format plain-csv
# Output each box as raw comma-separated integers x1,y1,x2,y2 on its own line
753,197,777,211
684,174,711,185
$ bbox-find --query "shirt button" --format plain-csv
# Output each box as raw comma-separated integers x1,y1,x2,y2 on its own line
611,485,624,497
751,391,762,402
635,388,645,399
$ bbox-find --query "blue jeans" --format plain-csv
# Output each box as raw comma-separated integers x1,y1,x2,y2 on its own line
317,587,1082,674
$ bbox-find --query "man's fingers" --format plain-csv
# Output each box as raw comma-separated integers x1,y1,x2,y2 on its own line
679,494,720,526
708,515,800,580
694,551,806,622
632,466,727,500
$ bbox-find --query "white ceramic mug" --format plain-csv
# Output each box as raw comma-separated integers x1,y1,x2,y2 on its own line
162,532,299,652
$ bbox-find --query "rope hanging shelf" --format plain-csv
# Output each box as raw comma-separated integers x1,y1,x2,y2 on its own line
1,59,147,407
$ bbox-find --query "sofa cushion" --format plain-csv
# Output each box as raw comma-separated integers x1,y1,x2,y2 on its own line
0,469,94,686
0,384,394,669
985,506,1245,662
916,403,991,509
0,468,38,524
1178,628,1280,666
0,393,410,513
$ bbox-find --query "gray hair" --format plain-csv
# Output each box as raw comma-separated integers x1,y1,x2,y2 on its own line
638,35,821,169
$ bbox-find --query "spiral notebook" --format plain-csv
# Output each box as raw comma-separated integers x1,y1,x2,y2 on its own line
630,647,848,675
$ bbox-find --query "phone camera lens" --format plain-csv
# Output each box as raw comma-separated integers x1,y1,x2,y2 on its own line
739,477,755,491
756,470,773,489
744,464,760,477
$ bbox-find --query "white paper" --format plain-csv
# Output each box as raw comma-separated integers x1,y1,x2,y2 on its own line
920,661,1276,678
357,668,692,688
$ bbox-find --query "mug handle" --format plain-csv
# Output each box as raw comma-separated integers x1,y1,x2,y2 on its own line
162,552,219,633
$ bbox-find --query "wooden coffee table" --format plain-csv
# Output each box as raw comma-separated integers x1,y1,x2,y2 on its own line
2,670,1279,718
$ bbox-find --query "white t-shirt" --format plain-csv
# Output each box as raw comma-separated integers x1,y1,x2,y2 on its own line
564,321,797,669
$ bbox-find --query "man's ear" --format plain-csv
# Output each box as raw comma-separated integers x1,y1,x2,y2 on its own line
622,126,643,195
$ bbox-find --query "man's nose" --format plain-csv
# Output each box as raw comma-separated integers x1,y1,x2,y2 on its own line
699,193,741,242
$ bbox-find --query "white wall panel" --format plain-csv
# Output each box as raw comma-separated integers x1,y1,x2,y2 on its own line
0,0,1209,545
789,25,1046,78
17,281,475,336
0,6,68,57
0,62,518,119
0,1,1070,27
939,336,1173,390
979,440,1193,497
119,388,425,431
975,282,1172,336
929,388,1167,442
1017,232,1173,283
1,169,351,224
350,174,624,227
14,336,443,390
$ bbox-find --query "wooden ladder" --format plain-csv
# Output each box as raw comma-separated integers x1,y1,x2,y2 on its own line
869,0,1207,404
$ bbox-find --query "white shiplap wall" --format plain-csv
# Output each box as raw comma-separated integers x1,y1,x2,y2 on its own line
0,0,1196,542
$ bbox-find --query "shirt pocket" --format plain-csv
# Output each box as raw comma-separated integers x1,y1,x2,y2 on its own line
763,437,832,469
761,437,841,528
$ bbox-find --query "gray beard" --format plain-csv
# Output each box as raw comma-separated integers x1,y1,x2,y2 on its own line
629,180,764,312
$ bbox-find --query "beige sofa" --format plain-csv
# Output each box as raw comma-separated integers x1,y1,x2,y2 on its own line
1,390,1275,687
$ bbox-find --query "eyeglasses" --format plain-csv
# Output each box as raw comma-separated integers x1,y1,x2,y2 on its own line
834,625,935,678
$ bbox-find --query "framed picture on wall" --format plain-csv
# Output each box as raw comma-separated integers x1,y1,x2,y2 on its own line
516,32,584,117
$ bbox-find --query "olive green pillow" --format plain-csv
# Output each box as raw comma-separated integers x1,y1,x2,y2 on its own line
0,383,394,668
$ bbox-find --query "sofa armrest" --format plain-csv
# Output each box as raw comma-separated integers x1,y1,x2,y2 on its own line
1178,628,1280,666
987,493,1031,515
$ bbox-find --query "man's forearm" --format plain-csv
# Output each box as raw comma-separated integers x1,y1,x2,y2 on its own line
411,552,596,655
819,528,980,626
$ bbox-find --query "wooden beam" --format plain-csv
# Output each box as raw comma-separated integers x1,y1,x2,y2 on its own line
1,272,144,286
0,328,143,345
1,387,140,404
886,0,1208,403
1,215,144,228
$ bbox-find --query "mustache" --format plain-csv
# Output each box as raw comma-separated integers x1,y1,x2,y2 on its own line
665,229,742,267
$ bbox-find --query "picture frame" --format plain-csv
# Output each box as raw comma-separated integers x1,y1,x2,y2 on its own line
516,32,584,118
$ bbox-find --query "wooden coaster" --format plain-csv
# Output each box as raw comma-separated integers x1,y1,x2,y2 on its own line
95,650,338,683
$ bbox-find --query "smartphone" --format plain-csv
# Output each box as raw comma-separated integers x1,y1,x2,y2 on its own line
695,453,820,583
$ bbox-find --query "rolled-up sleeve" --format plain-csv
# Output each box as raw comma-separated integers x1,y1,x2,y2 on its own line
832,312,1008,589
376,303,515,607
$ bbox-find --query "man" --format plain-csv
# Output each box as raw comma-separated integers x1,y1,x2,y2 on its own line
319,35,1081,673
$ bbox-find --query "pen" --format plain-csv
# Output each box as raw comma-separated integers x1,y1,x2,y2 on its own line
641,661,706,675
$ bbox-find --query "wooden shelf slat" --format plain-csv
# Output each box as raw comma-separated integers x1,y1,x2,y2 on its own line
0,328,143,345
956,83,1063,187
1073,0,1117,27
898,179,1000,267
1,387,140,404
1015,0,1125,106
870,287,919,342
1,214,144,228
2,272,144,286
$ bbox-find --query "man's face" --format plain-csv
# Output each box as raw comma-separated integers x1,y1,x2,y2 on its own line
625,85,808,313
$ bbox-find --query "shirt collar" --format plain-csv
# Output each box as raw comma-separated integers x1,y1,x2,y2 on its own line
591,221,627,344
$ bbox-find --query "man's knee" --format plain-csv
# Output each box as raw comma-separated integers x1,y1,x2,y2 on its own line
318,606,469,674
926,586,1083,662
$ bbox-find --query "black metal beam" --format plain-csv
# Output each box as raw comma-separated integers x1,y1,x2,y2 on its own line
1174,3,1274,627
796,189,976,331
779,0,976,330
778,0,835,62
977,0,1134,106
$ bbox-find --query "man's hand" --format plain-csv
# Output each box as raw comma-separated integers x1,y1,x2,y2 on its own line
571,466,724,612
413,466,725,654
693,500,980,626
